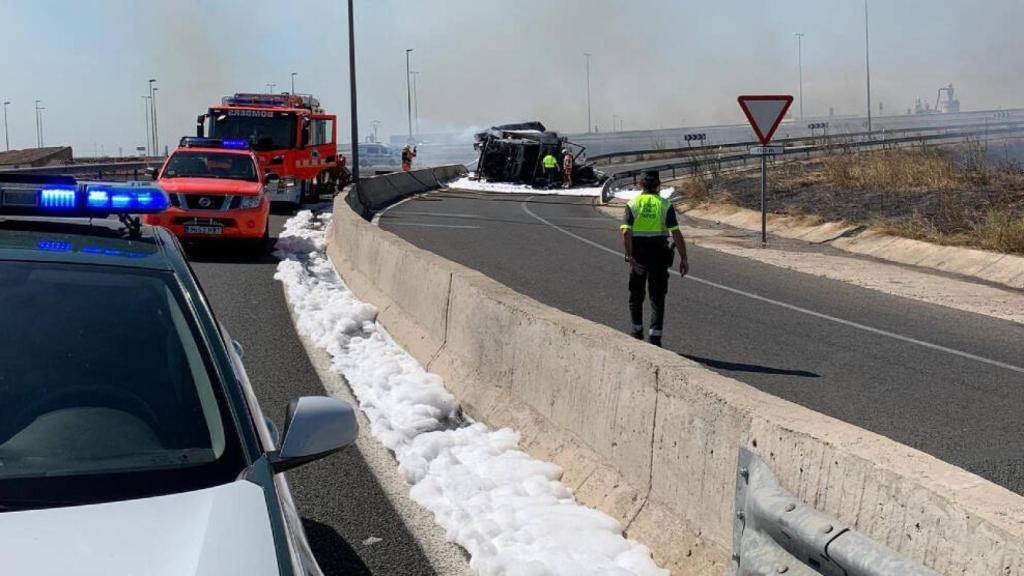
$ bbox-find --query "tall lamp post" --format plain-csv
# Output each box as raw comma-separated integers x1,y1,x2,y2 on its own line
267,83,276,93
405,48,414,144
584,53,592,133
148,79,158,156
2,100,10,151
152,87,160,156
34,100,43,148
290,72,297,94
864,0,872,133
142,95,152,156
795,33,805,121
410,71,420,137
348,0,360,183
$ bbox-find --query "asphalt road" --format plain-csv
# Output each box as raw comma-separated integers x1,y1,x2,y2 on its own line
187,209,441,576
379,190,1024,494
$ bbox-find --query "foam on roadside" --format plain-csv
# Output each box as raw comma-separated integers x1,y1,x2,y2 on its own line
274,210,668,576
612,187,676,201
448,175,604,197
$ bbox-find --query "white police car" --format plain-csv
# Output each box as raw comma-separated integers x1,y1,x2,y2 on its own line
0,174,358,576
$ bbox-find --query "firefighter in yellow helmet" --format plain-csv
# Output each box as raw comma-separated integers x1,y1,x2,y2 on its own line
561,148,574,189
401,144,417,172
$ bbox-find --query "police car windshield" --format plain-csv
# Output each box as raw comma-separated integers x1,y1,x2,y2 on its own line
0,261,245,509
163,151,258,182
209,110,296,150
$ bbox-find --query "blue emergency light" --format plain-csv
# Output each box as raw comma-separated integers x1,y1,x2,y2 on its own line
179,136,250,150
0,174,169,217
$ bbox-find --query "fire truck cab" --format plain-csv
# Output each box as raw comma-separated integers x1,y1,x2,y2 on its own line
196,93,347,206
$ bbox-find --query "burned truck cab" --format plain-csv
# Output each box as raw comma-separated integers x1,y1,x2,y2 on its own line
473,122,606,188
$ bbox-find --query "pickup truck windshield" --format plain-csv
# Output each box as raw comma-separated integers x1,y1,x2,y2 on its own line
162,151,258,182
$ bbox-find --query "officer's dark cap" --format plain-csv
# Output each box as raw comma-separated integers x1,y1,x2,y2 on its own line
642,170,661,189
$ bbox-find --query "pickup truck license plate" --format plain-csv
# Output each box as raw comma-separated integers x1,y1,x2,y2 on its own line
184,225,223,235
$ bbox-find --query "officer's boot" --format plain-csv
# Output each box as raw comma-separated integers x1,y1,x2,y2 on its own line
648,329,663,347
630,325,644,340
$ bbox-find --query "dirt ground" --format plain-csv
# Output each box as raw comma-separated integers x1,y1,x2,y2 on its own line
685,139,1024,254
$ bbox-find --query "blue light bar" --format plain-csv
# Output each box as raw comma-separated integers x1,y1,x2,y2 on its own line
83,183,170,214
39,187,78,210
179,136,249,150
0,175,169,217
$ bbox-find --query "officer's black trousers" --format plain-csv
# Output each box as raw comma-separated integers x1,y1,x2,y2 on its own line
628,262,669,333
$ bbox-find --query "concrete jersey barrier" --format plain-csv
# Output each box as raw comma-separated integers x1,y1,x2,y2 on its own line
326,173,1024,575
346,164,467,220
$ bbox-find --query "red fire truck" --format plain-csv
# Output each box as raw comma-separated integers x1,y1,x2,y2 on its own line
195,93,349,205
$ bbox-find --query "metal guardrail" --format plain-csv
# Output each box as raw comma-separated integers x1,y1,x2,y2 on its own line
0,160,161,181
599,123,1024,204
732,448,939,576
590,118,1024,166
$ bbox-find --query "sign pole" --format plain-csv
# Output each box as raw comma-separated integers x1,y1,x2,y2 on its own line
760,151,768,245
737,95,794,247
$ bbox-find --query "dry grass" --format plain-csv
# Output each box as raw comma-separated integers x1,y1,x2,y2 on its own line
821,147,960,192
704,142,1024,255
878,207,1024,254
681,177,710,203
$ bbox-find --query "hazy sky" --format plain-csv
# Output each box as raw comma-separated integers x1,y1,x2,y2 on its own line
2,0,1022,154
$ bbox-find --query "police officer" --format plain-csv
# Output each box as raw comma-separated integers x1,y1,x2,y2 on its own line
620,170,689,346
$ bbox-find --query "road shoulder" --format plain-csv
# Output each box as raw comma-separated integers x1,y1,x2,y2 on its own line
287,293,475,576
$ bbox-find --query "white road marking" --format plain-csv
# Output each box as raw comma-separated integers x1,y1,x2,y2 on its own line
387,222,481,230
393,211,480,219
520,199,1024,375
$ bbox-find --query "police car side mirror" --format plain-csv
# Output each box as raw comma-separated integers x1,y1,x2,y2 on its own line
270,396,358,473
145,167,158,180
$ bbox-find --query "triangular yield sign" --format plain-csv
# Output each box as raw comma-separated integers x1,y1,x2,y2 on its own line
738,95,794,145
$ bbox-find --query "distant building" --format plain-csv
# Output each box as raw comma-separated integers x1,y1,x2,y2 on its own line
0,146,74,168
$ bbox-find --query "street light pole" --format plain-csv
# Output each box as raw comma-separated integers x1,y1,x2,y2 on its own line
864,0,872,133
142,96,151,156
34,100,42,148
148,79,157,155
348,0,360,183
795,33,805,121
371,120,380,143
152,87,160,156
410,71,420,137
290,72,297,94
2,101,9,151
405,48,414,144
267,83,276,93
584,53,592,133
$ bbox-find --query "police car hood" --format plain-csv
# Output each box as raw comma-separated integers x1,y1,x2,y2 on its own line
160,177,263,196
0,481,280,576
